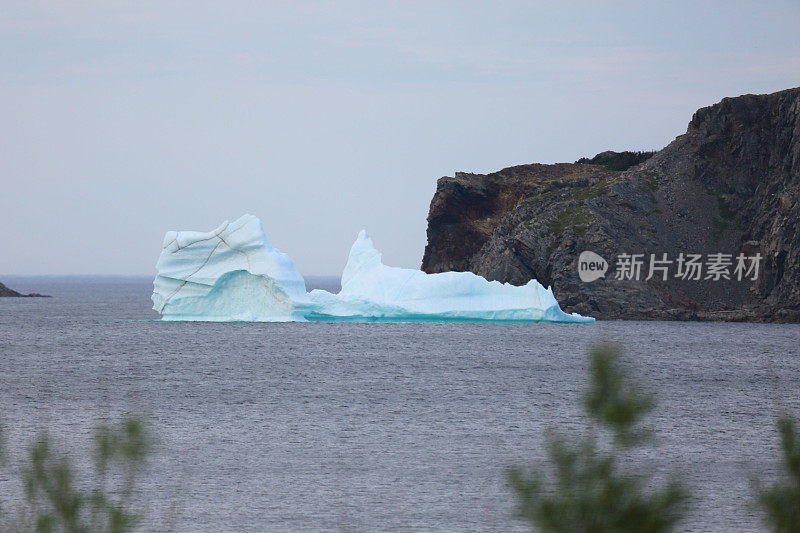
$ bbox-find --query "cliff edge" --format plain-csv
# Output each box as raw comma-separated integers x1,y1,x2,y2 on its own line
422,87,800,321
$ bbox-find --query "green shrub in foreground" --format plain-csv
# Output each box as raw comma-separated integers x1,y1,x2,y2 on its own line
507,342,688,532
756,415,800,532
1,348,799,532
0,415,152,533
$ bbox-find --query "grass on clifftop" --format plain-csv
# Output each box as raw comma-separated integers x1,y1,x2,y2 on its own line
576,151,657,172
548,205,592,237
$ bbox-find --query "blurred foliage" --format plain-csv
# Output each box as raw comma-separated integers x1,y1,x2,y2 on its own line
1,349,798,532
0,415,152,533
507,342,688,532
582,343,656,447
756,415,800,532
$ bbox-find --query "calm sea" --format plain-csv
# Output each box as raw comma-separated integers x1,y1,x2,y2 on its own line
1,276,799,532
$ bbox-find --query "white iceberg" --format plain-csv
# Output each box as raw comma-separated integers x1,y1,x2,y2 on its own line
152,215,594,324
152,215,310,321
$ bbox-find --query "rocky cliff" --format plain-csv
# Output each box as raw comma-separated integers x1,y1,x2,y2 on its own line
422,87,800,321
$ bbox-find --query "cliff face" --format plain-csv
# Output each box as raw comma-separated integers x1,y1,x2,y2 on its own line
422,87,800,321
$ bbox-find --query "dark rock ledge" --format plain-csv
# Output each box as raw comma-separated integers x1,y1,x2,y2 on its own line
0,281,50,298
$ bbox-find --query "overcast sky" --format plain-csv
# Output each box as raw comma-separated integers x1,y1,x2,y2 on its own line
1,1,798,276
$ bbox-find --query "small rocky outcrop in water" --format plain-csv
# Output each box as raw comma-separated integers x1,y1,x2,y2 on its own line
0,281,49,298
422,87,800,321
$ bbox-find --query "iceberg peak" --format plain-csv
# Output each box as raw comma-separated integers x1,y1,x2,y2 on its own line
342,229,383,289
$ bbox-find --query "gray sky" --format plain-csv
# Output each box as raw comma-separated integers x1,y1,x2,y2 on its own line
1,1,798,275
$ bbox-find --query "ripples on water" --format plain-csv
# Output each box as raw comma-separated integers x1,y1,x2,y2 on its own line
1,276,799,531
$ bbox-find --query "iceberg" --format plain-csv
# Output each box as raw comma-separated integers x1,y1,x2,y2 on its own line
152,215,310,321
152,215,593,323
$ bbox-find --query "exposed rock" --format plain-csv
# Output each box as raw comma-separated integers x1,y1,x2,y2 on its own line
0,281,50,298
422,87,800,321
576,150,656,171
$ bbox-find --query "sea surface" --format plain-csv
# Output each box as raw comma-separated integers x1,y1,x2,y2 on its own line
1,276,799,532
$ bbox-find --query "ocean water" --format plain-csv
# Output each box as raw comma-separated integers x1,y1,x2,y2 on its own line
1,276,799,532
